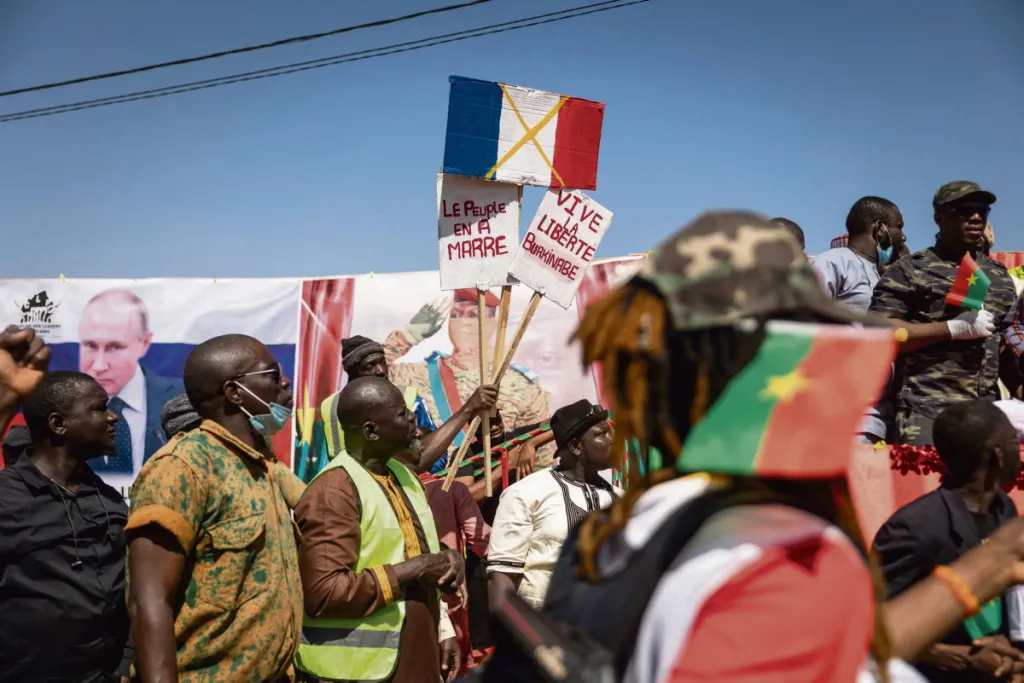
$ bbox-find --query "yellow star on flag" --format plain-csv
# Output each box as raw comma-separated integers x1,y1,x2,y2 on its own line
295,383,316,446
760,370,812,402
966,274,979,286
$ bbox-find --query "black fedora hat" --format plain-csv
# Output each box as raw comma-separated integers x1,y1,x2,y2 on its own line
550,400,609,450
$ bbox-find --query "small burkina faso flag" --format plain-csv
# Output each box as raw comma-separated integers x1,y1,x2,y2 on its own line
678,321,896,479
944,253,991,310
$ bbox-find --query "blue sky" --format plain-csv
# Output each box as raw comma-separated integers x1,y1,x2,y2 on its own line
1,0,1022,278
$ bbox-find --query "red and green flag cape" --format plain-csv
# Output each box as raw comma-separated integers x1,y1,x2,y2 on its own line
944,253,991,311
678,321,896,478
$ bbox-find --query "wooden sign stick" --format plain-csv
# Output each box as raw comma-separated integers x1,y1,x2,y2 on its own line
491,188,518,371
492,286,512,377
441,417,480,492
442,291,543,492
487,284,512,440
492,290,542,386
478,288,493,498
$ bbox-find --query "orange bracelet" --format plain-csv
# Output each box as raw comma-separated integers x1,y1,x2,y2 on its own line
932,565,981,617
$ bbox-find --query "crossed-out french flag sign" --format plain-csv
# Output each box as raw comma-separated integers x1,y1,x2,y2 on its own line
443,76,605,191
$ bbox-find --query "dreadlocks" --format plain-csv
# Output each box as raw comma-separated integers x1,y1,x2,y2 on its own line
571,278,893,682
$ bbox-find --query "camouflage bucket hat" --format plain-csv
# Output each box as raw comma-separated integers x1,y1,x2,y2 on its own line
636,211,889,331
933,181,996,210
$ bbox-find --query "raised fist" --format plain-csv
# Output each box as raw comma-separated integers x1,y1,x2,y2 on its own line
0,326,51,398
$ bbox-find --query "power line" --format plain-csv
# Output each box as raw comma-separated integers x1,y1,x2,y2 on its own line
0,0,492,98
0,0,647,124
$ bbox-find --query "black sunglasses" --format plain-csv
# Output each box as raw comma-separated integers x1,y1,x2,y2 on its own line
942,203,990,218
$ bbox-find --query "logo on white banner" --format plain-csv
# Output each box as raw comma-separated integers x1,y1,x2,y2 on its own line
17,290,62,334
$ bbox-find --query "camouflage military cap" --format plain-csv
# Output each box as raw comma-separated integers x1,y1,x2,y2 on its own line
933,181,996,210
636,211,889,331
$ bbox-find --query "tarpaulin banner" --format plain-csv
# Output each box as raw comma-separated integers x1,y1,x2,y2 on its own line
294,259,644,480
0,278,300,496
0,257,645,492
4,254,1022,533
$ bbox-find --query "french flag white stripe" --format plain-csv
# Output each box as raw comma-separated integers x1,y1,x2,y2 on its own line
494,85,561,187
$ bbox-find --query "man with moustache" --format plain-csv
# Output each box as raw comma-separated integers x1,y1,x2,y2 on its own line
382,289,552,460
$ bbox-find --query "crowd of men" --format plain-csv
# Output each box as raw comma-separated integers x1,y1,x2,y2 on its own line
0,318,610,682
4,179,1024,683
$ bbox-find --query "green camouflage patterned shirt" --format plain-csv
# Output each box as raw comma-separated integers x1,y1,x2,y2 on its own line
870,244,1017,419
126,420,303,683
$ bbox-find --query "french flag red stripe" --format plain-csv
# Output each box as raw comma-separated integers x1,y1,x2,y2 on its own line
551,97,605,191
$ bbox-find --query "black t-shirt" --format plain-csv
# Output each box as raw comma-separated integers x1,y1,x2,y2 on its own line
972,510,999,541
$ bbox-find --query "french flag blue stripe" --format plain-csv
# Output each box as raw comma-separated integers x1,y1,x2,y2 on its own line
443,76,502,178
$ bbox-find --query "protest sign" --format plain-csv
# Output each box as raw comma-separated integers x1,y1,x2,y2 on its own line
508,189,614,309
443,76,605,190
436,174,520,290
441,188,615,490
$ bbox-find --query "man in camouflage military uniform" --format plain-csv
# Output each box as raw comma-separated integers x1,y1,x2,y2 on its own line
383,288,553,463
870,181,1016,446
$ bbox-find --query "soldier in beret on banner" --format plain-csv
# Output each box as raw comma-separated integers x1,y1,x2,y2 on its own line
382,288,553,463
317,334,497,476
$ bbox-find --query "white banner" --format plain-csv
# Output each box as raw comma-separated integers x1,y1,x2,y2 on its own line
0,278,300,345
509,189,613,308
0,278,301,496
436,174,520,290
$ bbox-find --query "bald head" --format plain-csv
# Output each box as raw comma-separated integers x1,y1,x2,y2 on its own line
337,376,402,430
183,334,265,413
337,376,416,459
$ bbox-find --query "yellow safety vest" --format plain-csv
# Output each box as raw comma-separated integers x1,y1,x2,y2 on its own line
321,385,420,460
294,449,441,681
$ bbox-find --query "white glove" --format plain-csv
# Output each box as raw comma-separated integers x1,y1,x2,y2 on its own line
947,308,995,340
402,298,452,344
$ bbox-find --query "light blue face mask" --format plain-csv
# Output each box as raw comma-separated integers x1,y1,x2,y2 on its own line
877,225,894,266
236,383,292,436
